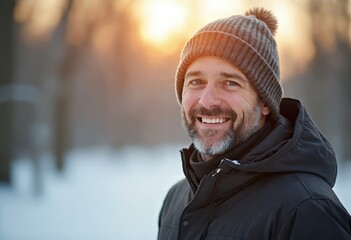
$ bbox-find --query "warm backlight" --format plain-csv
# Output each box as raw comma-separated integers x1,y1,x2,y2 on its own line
135,0,187,52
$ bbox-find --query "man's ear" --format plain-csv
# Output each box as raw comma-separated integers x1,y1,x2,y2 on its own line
261,103,271,116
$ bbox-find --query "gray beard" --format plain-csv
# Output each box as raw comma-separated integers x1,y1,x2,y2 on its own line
181,105,262,158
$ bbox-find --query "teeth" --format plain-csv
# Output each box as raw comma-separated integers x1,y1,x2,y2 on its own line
201,118,226,124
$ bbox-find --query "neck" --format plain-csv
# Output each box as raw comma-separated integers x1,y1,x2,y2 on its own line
200,153,217,161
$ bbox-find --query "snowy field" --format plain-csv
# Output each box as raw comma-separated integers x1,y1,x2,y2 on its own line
0,144,350,240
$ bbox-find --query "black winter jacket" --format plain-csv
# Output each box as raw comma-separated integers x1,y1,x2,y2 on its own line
158,98,351,240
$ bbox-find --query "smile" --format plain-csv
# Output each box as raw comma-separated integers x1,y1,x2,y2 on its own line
198,117,230,124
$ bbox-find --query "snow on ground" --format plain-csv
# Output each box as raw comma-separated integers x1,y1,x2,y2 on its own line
0,144,350,240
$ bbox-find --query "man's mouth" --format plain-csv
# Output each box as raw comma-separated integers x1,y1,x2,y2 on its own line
198,117,230,124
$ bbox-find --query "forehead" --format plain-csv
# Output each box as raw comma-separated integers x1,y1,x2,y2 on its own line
185,56,247,79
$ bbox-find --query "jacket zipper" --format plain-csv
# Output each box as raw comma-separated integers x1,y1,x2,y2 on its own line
177,159,224,239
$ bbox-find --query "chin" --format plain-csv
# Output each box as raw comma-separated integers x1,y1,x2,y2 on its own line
193,136,233,156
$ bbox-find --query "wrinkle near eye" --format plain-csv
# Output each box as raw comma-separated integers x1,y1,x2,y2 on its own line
182,88,190,95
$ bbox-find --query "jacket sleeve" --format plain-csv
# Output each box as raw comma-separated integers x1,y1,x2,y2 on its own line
275,198,351,240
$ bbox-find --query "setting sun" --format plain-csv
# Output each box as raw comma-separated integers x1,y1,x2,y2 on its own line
136,0,186,50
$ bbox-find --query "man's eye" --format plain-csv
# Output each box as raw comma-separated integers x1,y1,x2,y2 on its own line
224,81,239,87
189,79,204,86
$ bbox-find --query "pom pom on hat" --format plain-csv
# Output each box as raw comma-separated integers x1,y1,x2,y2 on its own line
245,7,278,36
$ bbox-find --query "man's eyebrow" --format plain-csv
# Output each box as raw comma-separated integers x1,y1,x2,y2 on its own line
185,71,203,79
220,72,248,82
184,70,248,82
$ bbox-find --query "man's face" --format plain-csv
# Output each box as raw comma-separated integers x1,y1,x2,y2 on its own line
181,56,270,160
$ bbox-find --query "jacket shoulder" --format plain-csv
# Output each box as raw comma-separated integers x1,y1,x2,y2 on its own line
167,178,191,197
251,173,347,223
267,172,341,204
158,178,192,239
160,178,192,213
293,172,341,203
272,173,351,239
275,194,351,239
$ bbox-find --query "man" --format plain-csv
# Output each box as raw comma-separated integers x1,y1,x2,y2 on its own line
158,7,351,240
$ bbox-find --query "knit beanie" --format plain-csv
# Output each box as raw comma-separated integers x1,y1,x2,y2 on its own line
175,8,283,119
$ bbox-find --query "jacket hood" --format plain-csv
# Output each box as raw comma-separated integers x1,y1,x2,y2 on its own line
181,98,337,190
221,98,337,187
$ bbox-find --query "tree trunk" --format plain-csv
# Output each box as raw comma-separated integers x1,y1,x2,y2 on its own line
0,0,16,183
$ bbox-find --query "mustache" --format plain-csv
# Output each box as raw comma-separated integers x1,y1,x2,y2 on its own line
189,106,237,123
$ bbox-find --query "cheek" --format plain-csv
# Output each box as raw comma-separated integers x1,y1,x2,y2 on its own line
181,103,192,123
225,95,251,125
182,91,198,114
226,93,257,112
225,95,244,112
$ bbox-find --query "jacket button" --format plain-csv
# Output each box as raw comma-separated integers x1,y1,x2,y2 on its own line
182,220,189,227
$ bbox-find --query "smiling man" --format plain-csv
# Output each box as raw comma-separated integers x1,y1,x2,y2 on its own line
182,56,270,160
158,8,351,240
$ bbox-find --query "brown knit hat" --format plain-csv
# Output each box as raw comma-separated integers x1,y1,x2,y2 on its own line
175,8,283,119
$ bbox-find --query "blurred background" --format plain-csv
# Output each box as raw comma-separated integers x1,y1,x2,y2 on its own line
0,0,350,239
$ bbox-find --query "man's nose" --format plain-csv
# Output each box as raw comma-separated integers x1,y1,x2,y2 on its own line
198,85,221,109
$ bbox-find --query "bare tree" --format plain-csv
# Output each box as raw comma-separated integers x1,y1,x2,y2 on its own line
0,0,16,183
307,0,351,160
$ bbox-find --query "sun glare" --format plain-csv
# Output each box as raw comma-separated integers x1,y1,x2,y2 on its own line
135,0,186,52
